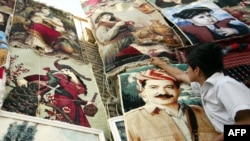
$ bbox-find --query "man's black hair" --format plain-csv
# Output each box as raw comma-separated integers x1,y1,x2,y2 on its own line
185,42,224,78
173,6,212,19
95,12,116,23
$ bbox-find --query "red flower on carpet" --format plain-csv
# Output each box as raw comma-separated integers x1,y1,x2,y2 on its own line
62,107,71,113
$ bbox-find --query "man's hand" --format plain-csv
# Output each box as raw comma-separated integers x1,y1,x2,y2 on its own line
216,27,239,36
150,57,165,66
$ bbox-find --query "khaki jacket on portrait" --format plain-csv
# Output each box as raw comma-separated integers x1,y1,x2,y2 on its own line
124,105,219,141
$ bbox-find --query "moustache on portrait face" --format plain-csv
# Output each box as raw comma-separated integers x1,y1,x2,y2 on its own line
155,93,174,98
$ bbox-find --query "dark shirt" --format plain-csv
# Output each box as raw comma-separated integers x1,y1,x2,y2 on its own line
155,0,197,8
180,18,250,44
214,0,242,8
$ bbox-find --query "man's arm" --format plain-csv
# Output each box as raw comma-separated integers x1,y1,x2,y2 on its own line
212,110,250,141
235,110,250,125
150,57,190,84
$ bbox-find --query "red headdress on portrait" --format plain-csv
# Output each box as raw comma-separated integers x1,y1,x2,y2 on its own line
135,69,178,92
